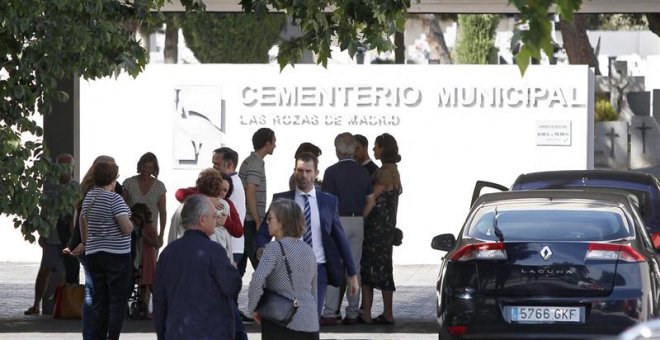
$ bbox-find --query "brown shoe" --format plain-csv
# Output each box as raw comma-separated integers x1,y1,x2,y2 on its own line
341,317,358,325
320,316,339,326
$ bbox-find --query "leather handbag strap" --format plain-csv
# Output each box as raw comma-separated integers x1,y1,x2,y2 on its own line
276,240,298,306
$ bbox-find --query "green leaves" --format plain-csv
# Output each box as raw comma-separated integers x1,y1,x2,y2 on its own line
454,14,500,64
509,0,583,75
1,0,185,242
241,0,409,68
179,12,285,64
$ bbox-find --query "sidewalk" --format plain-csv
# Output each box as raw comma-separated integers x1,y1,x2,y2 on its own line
0,262,439,339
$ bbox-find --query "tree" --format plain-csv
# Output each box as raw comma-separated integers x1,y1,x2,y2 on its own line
560,14,601,75
454,14,500,64
0,0,202,242
180,13,285,63
164,14,180,64
509,0,582,74
240,0,410,69
419,14,452,64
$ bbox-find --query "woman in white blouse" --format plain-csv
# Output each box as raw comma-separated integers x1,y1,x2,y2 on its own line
248,199,319,340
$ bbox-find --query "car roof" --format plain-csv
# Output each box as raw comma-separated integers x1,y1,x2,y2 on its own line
513,170,657,187
473,189,635,208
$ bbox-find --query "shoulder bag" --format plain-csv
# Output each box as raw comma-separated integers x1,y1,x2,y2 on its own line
255,240,299,326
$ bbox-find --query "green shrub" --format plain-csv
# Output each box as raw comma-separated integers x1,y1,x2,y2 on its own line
595,97,618,122
180,13,285,63
454,14,500,64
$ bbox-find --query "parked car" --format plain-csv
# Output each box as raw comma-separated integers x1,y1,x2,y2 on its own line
432,190,660,339
618,319,660,340
472,170,660,248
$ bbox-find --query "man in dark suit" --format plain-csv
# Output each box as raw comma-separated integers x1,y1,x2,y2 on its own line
255,152,358,316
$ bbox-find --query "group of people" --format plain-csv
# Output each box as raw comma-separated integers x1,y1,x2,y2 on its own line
26,127,402,340
26,152,167,340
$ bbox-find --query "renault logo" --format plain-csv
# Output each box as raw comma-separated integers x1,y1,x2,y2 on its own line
540,246,553,261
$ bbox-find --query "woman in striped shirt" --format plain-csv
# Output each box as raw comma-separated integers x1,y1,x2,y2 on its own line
80,161,133,340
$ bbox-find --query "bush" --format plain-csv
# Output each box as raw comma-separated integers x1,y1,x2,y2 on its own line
180,13,285,63
454,14,500,64
595,97,618,122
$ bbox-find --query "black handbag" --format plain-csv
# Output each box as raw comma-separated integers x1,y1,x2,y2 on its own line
255,240,299,326
392,227,403,246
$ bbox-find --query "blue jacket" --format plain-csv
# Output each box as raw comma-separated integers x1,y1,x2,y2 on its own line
154,229,241,340
255,190,357,287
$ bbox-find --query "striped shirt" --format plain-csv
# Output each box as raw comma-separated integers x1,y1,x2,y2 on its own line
239,151,267,222
82,187,131,255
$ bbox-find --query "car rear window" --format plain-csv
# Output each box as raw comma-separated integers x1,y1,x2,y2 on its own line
468,207,632,242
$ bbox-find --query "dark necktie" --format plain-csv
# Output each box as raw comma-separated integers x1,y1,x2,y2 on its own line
302,194,313,246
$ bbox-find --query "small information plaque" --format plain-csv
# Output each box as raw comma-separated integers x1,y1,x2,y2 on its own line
536,121,572,146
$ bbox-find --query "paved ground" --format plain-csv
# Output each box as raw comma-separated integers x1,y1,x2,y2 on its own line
0,262,439,339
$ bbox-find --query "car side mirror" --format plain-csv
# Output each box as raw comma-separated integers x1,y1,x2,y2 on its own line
431,234,457,252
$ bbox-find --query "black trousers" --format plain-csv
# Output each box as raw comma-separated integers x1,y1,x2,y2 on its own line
87,252,131,340
63,254,80,284
261,319,319,340
237,220,259,276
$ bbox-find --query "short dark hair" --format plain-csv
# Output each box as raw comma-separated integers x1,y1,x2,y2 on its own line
221,173,234,198
268,199,306,238
294,142,322,159
375,133,401,164
252,128,275,150
137,152,160,178
93,162,118,187
214,147,239,167
295,152,318,170
354,134,368,148
131,203,153,225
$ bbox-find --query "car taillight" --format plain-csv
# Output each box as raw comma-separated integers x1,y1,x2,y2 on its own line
448,325,467,335
450,243,507,261
585,243,645,263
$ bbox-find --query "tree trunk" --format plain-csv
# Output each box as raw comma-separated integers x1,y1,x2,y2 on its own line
420,14,452,64
164,15,179,64
394,31,405,64
647,13,660,38
560,14,600,75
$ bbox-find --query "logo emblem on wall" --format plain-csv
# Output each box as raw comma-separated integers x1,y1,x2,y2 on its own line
173,86,225,169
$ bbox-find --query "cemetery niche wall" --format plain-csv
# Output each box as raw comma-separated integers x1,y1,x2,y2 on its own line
78,64,593,264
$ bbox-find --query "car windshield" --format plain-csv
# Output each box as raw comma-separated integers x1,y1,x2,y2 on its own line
468,203,632,242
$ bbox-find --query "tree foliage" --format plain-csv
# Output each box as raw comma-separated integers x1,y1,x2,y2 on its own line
240,0,410,69
180,13,286,63
454,14,500,64
510,0,582,74
0,0,202,242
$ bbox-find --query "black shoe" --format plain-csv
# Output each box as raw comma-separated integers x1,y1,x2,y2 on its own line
239,311,254,323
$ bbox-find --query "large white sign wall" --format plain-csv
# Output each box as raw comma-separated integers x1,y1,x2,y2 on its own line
1,64,594,264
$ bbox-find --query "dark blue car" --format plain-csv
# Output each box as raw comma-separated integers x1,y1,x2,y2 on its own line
433,189,660,339
471,170,660,248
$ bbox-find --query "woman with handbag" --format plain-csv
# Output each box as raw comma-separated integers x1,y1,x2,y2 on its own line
360,133,402,325
247,199,319,340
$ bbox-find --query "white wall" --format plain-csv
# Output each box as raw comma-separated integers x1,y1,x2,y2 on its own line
1,64,594,264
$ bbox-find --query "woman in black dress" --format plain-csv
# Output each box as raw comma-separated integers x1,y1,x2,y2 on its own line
360,133,402,325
